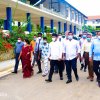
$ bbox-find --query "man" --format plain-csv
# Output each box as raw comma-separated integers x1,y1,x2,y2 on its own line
35,32,43,74
89,31,100,87
12,38,24,73
40,37,49,77
45,33,63,82
63,32,80,84
30,35,37,67
80,32,87,70
81,33,94,81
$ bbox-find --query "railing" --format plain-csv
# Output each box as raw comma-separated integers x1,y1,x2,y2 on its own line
18,0,82,25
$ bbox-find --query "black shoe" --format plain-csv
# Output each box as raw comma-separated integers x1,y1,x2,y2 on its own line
37,71,42,74
12,71,17,74
98,82,100,87
80,67,83,70
45,79,52,83
66,80,72,84
76,76,79,81
84,69,86,72
54,71,58,74
60,77,63,80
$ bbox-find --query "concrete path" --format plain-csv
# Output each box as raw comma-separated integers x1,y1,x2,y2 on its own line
0,61,100,100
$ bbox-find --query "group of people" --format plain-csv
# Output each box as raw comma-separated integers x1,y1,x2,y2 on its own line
12,31,100,87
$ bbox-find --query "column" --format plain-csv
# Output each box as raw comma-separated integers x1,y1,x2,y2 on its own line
58,21,61,33
6,7,12,31
74,25,76,34
18,22,21,27
64,22,67,33
26,13,32,33
69,24,72,32
40,17,44,33
4,20,7,30
50,19,54,33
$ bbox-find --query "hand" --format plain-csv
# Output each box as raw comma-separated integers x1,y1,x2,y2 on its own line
18,57,20,61
89,57,92,62
38,56,40,60
81,57,83,61
30,57,32,61
63,56,66,60
58,58,62,61
76,53,80,59
48,57,50,61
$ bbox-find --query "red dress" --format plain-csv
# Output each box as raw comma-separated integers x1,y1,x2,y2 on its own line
21,45,33,78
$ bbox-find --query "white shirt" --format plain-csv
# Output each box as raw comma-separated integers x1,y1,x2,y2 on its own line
63,39,80,60
48,41,63,60
81,41,92,57
80,38,87,49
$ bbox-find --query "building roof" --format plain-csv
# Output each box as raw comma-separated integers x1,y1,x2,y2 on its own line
88,16,100,20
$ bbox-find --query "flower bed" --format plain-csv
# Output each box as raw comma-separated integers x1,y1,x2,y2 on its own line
0,49,14,62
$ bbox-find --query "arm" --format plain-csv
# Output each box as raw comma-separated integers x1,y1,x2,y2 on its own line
76,41,81,59
89,42,94,61
18,51,22,60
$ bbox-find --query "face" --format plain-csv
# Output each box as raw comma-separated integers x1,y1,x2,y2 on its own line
68,32,73,40
52,36,57,42
33,36,37,41
43,39,47,43
97,32,100,36
17,39,21,42
24,40,27,45
65,32,69,38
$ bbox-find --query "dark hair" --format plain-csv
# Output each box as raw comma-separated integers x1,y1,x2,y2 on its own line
68,32,73,35
52,33,58,37
43,37,47,40
38,32,42,36
24,39,30,44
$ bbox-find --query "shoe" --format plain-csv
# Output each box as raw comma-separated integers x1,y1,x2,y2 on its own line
76,76,79,81
37,71,42,74
60,77,63,80
90,78,94,82
87,76,90,79
66,80,72,84
80,67,83,70
54,71,58,74
12,71,17,74
42,74,47,77
45,79,52,83
84,69,86,72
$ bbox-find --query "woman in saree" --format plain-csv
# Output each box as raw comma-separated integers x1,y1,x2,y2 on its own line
19,39,33,78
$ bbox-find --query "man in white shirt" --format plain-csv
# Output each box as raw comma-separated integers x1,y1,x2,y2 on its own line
79,32,87,70
45,33,63,82
63,32,80,84
35,32,43,74
81,33,94,81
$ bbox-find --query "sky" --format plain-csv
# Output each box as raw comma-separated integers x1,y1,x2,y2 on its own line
66,0,100,16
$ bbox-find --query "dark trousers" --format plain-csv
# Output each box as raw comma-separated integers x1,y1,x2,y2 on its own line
14,53,20,72
36,53,42,72
48,60,63,80
93,60,100,82
84,52,94,78
54,60,65,72
65,58,78,80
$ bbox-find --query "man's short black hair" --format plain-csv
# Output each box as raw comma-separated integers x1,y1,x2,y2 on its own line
38,32,42,36
43,37,47,40
68,32,73,35
52,33,58,37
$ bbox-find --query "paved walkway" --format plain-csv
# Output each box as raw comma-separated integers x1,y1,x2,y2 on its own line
0,61,100,100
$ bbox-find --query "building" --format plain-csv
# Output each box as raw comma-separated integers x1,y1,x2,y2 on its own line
85,16,100,30
0,0,87,34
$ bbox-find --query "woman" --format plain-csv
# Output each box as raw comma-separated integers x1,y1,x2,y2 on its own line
19,39,33,78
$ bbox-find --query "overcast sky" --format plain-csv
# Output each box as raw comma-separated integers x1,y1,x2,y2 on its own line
66,0,100,16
